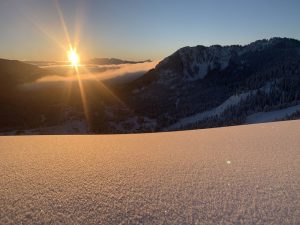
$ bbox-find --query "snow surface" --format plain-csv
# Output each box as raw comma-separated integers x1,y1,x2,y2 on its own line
246,104,300,124
0,120,299,224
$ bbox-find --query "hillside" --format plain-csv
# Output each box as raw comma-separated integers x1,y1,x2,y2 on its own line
1,38,300,134
0,120,299,224
0,59,50,89
0,59,88,133
122,38,300,132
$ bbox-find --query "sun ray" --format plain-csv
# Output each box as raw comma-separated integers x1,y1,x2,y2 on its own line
53,0,91,130
73,2,85,50
79,66,129,108
16,3,66,51
54,0,72,49
20,0,130,132
74,69,91,131
67,47,80,67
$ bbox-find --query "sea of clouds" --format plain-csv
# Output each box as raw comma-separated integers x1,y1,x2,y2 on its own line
21,60,158,90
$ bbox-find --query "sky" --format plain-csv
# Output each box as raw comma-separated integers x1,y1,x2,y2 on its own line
0,0,299,61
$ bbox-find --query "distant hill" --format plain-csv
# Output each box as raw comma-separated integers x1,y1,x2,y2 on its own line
87,58,151,65
24,61,66,67
0,59,49,87
0,59,66,132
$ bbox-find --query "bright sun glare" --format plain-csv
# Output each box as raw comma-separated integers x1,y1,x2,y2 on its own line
67,48,80,67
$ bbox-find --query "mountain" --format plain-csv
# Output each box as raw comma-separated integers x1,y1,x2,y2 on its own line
119,37,300,132
1,38,300,134
0,59,89,133
87,58,151,65
0,59,50,88
0,59,138,134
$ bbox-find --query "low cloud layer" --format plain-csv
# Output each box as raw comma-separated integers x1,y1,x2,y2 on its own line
40,61,158,82
21,61,158,90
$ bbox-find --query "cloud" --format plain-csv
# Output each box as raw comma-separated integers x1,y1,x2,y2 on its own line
21,61,158,90
40,61,158,82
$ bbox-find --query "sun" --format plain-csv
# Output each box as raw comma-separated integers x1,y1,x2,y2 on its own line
67,48,80,67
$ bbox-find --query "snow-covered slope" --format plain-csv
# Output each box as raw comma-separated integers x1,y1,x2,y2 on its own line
166,82,277,130
0,120,299,224
167,91,254,130
246,104,300,124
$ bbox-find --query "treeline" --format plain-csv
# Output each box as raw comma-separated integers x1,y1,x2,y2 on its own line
179,76,300,131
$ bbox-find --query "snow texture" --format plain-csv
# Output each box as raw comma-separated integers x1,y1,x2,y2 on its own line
246,104,300,124
0,120,299,224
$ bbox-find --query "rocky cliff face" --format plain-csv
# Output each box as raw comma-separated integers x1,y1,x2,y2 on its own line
155,45,240,82
131,38,300,88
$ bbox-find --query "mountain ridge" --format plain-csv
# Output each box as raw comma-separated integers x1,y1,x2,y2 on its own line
120,37,300,132
131,37,300,87
0,38,300,134
87,58,151,65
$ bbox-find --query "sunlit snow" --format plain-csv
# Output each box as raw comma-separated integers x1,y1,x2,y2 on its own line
0,120,299,224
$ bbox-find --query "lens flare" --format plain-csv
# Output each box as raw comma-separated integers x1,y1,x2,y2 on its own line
67,48,80,67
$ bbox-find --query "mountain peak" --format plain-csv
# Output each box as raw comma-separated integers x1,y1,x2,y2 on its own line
141,37,300,84
87,58,151,65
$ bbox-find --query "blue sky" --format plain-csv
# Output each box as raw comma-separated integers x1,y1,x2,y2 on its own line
0,0,299,61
